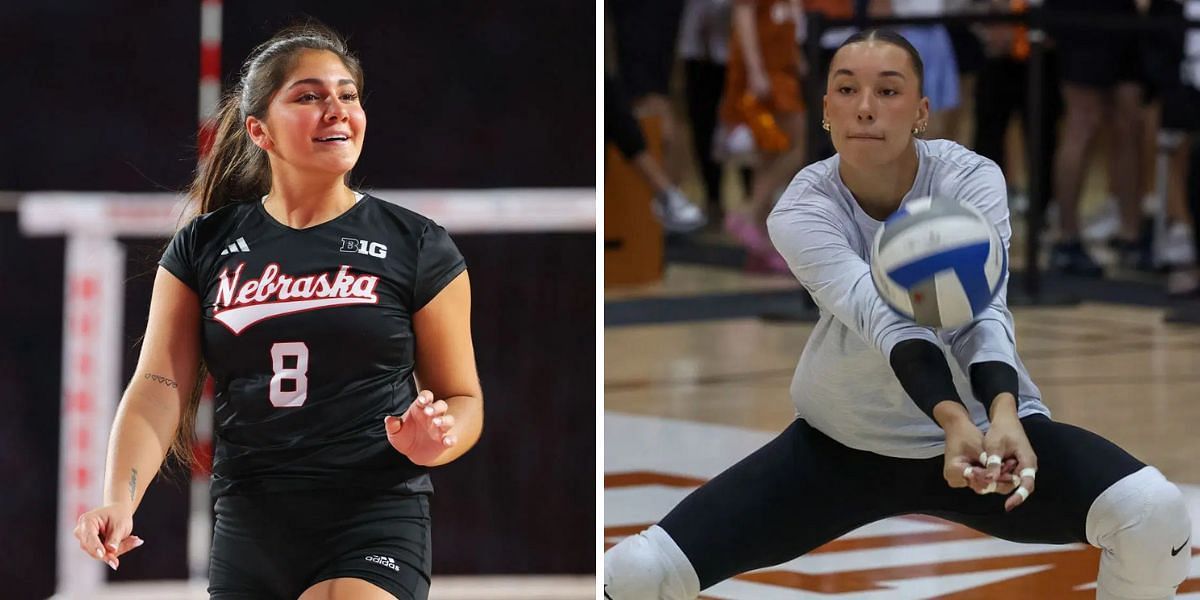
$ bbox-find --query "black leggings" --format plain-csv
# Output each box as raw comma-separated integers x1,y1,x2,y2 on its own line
659,415,1145,590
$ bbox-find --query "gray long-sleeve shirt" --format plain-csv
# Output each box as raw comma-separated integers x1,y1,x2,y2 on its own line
766,139,1049,459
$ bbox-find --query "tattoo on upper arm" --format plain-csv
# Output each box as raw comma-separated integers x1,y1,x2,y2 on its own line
129,468,138,502
143,373,178,389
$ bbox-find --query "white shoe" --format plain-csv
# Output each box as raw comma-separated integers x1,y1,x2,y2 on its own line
1159,222,1195,266
1167,267,1199,296
1082,197,1120,242
653,188,707,233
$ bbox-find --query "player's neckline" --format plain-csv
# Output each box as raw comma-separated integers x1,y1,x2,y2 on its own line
257,192,369,232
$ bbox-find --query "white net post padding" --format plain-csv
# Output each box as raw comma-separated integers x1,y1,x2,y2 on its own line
55,235,126,596
188,382,214,581
20,188,593,595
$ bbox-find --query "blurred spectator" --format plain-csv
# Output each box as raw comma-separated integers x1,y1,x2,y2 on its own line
607,75,708,233
972,0,1061,218
679,0,751,226
1045,0,1150,276
609,0,690,190
1158,0,1199,297
717,0,809,272
1081,0,1186,272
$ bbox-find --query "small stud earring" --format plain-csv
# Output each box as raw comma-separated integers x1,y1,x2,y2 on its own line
821,119,831,132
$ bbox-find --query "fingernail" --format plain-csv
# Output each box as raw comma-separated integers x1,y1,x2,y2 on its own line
444,436,455,446
132,538,144,548
95,548,104,559
424,406,434,416
107,559,117,571
433,417,442,426
108,542,118,552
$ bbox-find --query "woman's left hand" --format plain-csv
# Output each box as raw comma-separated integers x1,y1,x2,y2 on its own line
981,414,1038,512
384,390,457,466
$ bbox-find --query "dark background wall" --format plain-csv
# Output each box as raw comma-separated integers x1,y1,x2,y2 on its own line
0,2,595,598
0,1,593,190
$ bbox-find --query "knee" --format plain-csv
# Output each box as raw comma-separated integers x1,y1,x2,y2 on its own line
604,525,700,600
1089,467,1192,599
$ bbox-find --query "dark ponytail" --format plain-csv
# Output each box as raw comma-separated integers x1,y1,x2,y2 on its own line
169,20,363,471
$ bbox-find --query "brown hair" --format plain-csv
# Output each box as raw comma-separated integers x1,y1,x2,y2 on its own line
169,21,364,470
835,28,925,97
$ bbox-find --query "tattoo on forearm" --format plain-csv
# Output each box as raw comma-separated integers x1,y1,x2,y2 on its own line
143,373,177,388
129,468,138,502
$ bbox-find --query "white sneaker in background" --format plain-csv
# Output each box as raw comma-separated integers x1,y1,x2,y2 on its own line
1082,197,1119,242
653,187,707,233
1008,189,1029,216
712,123,760,167
1159,221,1196,266
1167,267,1199,296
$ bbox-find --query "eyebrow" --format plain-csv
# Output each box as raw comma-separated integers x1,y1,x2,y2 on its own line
832,69,906,79
287,78,357,90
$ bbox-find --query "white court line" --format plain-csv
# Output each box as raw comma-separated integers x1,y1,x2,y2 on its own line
705,565,1050,599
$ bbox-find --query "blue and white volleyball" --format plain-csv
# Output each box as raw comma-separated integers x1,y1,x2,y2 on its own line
870,196,1006,328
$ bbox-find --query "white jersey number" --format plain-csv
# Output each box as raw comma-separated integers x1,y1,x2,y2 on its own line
269,342,309,407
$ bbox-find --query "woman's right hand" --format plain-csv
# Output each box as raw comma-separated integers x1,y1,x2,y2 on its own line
73,503,144,570
942,419,994,495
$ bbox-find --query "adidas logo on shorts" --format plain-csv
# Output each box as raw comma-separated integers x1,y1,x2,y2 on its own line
365,554,400,572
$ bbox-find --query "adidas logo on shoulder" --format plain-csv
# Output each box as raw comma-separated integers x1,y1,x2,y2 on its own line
220,237,251,256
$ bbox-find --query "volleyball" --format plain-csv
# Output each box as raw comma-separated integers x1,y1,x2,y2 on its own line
870,196,1006,328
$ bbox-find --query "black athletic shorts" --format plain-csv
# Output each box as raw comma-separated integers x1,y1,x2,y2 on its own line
660,415,1146,590
1047,0,1163,91
609,0,685,98
209,488,432,600
1163,86,1200,132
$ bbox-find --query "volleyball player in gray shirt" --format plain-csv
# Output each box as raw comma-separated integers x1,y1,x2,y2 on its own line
605,29,1191,600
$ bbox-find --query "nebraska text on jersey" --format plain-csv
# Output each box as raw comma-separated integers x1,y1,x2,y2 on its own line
213,263,380,334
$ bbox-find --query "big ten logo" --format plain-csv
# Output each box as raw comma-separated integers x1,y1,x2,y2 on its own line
340,237,388,258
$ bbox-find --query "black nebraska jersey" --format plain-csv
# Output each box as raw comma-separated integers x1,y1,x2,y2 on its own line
159,193,466,498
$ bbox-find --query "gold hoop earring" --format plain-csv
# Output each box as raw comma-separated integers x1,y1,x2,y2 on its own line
821,119,831,132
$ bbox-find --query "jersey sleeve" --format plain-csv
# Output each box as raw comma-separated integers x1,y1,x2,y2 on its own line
767,191,939,358
159,217,201,294
412,222,467,311
939,159,1019,373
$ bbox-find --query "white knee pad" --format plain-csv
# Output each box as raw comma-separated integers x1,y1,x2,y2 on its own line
604,525,701,600
1087,466,1192,600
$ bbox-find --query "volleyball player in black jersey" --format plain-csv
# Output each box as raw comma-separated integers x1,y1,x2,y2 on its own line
72,24,483,600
